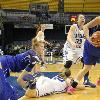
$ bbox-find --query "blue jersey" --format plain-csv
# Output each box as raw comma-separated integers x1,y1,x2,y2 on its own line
83,26,100,65
0,50,41,77
13,49,40,71
0,68,18,100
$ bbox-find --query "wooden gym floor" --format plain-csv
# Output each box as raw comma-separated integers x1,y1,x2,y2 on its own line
11,63,100,100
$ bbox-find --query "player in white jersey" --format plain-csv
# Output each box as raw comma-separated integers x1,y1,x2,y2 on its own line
63,14,85,66
63,24,85,64
63,14,96,88
35,24,45,42
17,68,85,98
34,24,51,68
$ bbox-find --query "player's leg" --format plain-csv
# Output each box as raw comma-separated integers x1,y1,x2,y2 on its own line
76,82,85,90
81,57,96,88
63,49,73,69
67,65,92,94
67,50,97,94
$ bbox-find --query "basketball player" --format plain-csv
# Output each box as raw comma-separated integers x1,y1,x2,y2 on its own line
35,24,50,67
35,24,45,43
66,16,100,94
63,14,95,88
0,38,44,77
17,68,85,98
63,14,85,64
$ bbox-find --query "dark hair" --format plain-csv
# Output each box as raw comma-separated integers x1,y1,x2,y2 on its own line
59,68,71,78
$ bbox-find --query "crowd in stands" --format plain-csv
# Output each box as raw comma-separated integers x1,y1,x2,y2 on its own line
0,40,65,63
0,39,100,63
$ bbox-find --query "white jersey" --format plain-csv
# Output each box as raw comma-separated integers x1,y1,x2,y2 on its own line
35,75,67,97
63,24,85,63
67,24,85,50
35,31,44,42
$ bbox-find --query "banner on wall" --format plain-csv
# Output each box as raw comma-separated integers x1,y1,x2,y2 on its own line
14,24,53,29
45,24,53,29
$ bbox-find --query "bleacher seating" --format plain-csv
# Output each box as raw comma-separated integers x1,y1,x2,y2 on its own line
0,0,99,12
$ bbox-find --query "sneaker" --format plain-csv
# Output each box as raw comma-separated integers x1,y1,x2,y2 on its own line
97,78,100,86
83,81,96,88
67,86,75,95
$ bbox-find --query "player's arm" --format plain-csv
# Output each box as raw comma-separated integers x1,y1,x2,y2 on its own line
83,16,100,42
36,31,44,41
37,31,43,36
85,16,100,28
66,77,85,90
17,62,36,88
67,25,76,47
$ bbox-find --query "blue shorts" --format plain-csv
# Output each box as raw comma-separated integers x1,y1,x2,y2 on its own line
0,69,18,100
83,40,100,65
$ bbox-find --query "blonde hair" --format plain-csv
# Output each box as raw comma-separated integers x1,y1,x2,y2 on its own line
35,24,41,35
32,38,44,49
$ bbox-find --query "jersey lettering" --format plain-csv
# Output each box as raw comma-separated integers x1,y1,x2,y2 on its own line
53,75,65,82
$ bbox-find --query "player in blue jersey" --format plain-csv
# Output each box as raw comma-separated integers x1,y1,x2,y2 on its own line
0,38,44,99
66,16,100,94
0,68,18,100
0,38,44,77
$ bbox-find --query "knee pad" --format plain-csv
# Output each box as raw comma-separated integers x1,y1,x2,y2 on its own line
81,57,84,63
71,81,78,88
81,57,84,67
64,60,72,69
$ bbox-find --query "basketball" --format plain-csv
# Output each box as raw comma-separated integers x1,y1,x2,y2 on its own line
91,31,100,47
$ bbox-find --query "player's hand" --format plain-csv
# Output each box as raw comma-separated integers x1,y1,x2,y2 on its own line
31,56,40,63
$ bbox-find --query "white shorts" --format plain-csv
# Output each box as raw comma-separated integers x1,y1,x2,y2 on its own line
63,45,83,64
